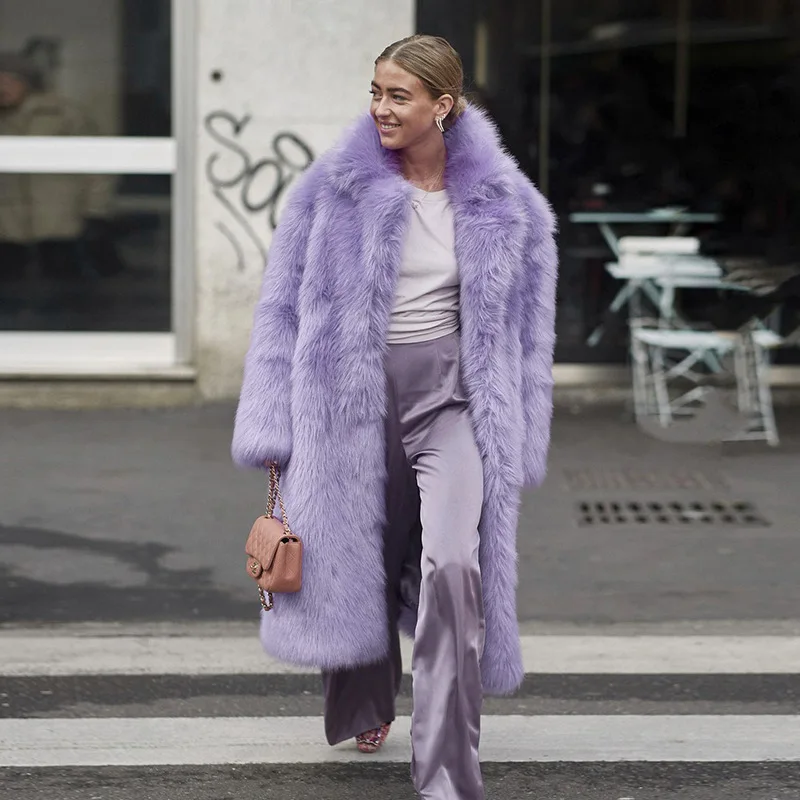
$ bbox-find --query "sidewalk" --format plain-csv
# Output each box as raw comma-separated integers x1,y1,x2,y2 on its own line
1,403,798,627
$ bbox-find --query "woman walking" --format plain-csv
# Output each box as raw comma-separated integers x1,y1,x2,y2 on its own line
232,34,557,799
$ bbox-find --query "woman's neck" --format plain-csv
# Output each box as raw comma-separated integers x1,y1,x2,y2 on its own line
401,134,447,192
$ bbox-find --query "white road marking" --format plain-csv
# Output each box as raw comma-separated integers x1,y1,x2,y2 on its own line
1,715,799,767
2,634,800,676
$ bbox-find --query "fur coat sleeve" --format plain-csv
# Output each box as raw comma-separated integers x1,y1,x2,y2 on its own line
231,165,320,469
518,178,558,487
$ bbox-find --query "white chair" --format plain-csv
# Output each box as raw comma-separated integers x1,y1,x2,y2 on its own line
587,236,721,346
630,319,781,446
654,274,752,325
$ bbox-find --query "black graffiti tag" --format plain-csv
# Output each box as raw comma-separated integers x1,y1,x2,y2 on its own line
204,110,314,269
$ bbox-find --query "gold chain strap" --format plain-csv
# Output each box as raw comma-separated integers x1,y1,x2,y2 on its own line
266,463,292,535
258,462,291,613
258,588,274,612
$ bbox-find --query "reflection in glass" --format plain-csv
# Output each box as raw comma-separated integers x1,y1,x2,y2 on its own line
0,0,173,333
0,174,171,332
420,0,800,363
0,0,171,137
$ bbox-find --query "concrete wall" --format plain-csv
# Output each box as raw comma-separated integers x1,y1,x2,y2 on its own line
195,0,415,399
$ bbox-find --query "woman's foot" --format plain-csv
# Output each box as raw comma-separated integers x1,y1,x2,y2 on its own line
355,722,391,753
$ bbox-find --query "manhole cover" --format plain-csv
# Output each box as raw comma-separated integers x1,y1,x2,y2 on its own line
565,469,727,492
576,499,769,527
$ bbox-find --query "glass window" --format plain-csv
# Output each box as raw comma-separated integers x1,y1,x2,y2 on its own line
542,1,682,363
0,0,171,137
682,1,800,364
0,173,171,332
419,0,800,365
0,0,173,333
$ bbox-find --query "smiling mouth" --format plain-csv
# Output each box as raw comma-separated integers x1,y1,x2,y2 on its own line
378,122,400,132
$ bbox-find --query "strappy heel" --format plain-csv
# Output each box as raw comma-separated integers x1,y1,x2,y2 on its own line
355,722,391,753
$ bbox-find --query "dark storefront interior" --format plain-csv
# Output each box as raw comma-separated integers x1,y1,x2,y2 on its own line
418,0,800,365
0,0,172,334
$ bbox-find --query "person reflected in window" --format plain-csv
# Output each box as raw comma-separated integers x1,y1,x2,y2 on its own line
0,52,121,300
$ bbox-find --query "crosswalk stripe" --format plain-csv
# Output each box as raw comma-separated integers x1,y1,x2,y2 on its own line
2,634,800,676
2,715,799,767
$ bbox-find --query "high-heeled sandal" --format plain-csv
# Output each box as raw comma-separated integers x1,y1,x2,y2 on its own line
355,722,391,753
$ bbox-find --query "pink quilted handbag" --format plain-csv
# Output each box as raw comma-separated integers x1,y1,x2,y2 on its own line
244,464,302,611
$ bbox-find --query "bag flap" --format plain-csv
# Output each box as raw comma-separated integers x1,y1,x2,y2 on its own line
245,516,287,570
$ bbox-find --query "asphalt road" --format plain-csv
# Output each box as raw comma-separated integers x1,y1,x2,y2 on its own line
5,763,800,800
2,404,799,797
1,404,799,626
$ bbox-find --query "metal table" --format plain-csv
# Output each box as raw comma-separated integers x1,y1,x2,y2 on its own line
568,210,722,346
569,210,721,257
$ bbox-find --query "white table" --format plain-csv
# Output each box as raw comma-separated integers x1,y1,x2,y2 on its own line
569,212,721,347
569,210,721,257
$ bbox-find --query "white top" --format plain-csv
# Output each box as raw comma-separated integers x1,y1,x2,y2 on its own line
387,186,460,344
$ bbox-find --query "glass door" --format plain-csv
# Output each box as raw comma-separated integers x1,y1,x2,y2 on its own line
0,0,188,374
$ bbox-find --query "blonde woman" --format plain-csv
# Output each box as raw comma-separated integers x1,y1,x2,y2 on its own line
233,35,558,799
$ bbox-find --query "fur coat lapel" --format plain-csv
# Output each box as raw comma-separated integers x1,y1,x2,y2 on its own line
326,107,529,346
232,105,558,696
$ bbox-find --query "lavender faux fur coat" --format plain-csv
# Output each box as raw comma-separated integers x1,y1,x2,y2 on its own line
232,105,558,695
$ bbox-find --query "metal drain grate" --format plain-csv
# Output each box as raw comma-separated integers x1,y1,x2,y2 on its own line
577,499,769,527
565,468,727,492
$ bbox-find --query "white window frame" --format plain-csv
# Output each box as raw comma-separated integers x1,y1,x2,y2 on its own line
0,0,196,378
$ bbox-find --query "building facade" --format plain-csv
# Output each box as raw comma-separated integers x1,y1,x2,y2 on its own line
0,0,412,402
421,0,800,379
0,0,797,405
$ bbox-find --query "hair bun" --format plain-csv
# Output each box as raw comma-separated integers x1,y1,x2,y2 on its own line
445,95,467,128
377,35,466,131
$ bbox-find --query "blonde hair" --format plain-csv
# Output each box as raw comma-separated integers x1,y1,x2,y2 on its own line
376,35,467,129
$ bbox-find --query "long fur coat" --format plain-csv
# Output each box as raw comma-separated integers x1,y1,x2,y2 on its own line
232,105,558,695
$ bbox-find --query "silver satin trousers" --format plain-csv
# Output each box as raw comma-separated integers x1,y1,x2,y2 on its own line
322,331,486,799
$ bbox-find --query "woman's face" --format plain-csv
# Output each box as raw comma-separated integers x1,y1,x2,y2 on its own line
370,59,452,151
0,72,29,108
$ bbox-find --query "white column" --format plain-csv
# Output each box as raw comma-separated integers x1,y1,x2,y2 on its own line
194,0,414,399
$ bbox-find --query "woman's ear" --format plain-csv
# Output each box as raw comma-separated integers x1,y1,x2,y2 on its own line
435,94,454,119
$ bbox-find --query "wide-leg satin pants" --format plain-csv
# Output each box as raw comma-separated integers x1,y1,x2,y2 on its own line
322,331,486,800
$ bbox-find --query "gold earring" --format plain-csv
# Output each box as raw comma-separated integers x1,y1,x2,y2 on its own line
435,116,445,133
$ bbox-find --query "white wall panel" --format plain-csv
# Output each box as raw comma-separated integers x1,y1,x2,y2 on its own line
194,0,415,398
